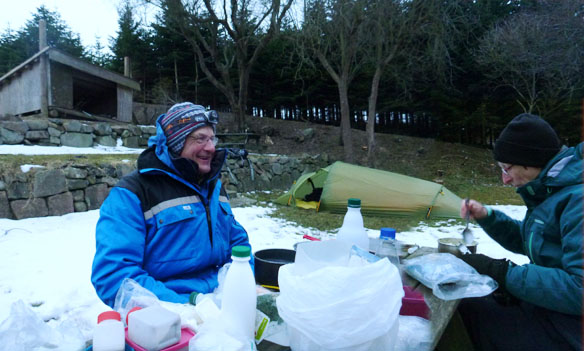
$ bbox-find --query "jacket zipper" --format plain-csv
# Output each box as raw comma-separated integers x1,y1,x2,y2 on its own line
204,202,213,246
527,219,544,264
204,179,218,247
527,231,535,264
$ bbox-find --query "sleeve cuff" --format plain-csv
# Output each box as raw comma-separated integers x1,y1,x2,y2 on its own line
485,206,493,217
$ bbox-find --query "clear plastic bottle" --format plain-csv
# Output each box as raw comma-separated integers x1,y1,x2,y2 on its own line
93,311,125,351
336,198,369,250
376,227,400,267
220,245,257,341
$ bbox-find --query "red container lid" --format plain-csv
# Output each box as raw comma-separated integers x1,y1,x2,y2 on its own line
98,310,121,324
126,306,143,325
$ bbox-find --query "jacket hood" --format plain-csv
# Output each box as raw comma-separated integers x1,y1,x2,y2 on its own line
142,114,226,183
148,114,179,173
540,142,583,188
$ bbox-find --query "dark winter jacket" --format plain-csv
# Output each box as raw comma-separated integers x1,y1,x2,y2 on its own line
91,119,251,307
478,142,583,316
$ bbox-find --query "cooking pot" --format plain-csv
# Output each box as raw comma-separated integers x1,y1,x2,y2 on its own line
253,248,296,288
437,237,477,258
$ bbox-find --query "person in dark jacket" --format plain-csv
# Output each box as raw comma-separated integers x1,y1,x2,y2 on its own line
91,102,252,307
458,113,582,350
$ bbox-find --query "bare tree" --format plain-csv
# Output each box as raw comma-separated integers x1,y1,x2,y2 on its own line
302,0,370,163
363,0,415,167
363,0,463,166
162,0,294,131
475,0,584,116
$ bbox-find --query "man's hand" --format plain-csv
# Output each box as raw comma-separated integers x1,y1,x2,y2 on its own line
460,199,488,220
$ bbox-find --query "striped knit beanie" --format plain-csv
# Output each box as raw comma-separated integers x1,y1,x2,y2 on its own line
160,102,217,155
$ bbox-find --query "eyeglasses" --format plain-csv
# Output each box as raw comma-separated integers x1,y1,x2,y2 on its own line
499,163,515,176
186,135,219,146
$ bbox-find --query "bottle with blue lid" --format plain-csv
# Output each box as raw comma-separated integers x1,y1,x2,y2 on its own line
376,227,400,268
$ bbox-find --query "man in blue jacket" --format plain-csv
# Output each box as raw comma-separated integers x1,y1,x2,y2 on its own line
91,102,252,307
459,113,582,350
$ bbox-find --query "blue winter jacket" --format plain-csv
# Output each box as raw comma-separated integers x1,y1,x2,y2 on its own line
478,142,583,316
91,119,252,307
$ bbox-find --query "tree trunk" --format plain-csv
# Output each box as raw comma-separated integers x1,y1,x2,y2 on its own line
237,66,251,131
338,80,354,163
366,66,382,167
174,56,179,99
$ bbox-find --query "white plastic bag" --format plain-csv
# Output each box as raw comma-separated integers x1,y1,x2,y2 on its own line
113,278,161,325
276,241,403,351
402,253,498,300
395,315,432,351
0,300,86,351
188,317,256,351
113,278,201,331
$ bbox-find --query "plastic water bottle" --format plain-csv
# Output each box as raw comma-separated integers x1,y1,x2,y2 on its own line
337,198,369,250
93,311,125,351
189,292,221,325
220,245,257,341
376,227,400,267
189,291,222,308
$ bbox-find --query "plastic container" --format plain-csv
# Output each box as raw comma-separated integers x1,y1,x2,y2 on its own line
127,305,181,351
125,327,195,351
400,285,430,319
220,245,257,341
93,311,125,351
376,227,400,267
336,198,369,250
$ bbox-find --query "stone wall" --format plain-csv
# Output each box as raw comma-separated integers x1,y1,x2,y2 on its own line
0,117,156,148
0,153,330,219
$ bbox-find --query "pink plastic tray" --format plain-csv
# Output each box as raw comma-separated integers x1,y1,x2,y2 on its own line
125,327,195,351
400,285,430,319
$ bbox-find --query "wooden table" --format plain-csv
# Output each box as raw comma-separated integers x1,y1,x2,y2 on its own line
258,246,462,351
400,246,461,350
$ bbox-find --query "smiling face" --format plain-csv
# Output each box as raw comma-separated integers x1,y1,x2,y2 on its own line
498,162,541,187
180,126,216,174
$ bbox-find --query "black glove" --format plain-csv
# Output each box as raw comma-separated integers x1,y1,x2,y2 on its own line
461,254,519,305
460,253,509,288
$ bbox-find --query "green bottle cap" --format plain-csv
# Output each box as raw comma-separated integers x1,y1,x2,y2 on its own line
232,245,251,258
189,292,200,305
347,198,361,208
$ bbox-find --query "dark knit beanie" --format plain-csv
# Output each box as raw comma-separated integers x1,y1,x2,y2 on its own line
160,102,218,155
493,113,561,168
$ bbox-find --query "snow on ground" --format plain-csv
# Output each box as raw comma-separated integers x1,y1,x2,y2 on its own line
0,144,529,349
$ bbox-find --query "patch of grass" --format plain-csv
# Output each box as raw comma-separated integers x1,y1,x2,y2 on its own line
246,191,451,233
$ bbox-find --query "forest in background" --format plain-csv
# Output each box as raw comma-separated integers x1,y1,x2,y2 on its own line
0,0,582,164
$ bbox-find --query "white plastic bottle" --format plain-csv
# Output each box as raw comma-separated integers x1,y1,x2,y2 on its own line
376,227,400,267
190,291,222,308
93,311,125,351
336,198,369,250
220,245,257,342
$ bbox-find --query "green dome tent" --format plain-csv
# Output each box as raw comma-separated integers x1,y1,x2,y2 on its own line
275,161,462,219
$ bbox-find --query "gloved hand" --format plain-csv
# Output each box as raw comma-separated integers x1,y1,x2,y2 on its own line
460,253,509,288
